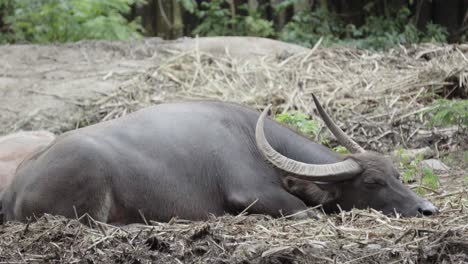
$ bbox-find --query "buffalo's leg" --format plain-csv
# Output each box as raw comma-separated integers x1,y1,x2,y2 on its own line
226,187,317,219
3,138,114,223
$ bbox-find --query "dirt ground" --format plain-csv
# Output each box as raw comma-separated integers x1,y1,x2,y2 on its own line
0,37,467,263
0,36,307,134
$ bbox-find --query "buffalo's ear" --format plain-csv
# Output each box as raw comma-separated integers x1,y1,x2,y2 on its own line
283,176,300,190
283,176,340,206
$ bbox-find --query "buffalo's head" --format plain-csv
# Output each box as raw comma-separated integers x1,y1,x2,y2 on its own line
255,94,438,217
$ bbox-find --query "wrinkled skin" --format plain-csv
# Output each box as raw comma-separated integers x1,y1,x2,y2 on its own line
1,101,437,224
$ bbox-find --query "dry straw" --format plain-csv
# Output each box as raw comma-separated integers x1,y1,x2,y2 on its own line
0,190,466,263
74,42,468,152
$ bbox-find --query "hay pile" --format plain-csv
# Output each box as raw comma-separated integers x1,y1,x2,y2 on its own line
74,42,468,152
1,191,466,263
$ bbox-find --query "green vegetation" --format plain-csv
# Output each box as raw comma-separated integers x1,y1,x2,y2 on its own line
0,0,451,49
0,0,144,44
332,145,350,154
341,7,447,50
188,0,274,38
276,111,320,138
185,1,448,50
420,167,439,191
275,111,350,154
278,7,341,48
395,147,439,195
426,99,468,130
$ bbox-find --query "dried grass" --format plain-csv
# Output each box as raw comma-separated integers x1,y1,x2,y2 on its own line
73,42,468,152
1,190,466,263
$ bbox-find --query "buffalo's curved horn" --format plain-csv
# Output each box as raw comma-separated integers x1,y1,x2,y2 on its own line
255,105,362,182
312,94,366,154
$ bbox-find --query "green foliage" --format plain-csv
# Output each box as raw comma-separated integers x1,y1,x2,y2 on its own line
401,155,421,184
426,99,468,129
274,4,448,50
395,147,439,195
192,0,231,36
191,0,274,38
243,10,275,37
177,0,197,14
272,0,301,12
395,148,419,184
421,167,438,190
279,8,341,48
332,145,350,154
422,22,449,43
1,0,452,49
275,111,349,154
276,111,320,138
345,7,448,50
2,0,144,44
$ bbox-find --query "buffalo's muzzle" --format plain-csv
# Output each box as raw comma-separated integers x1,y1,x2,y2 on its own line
417,200,438,216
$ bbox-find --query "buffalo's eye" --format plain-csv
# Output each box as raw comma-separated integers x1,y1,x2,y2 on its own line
364,177,386,187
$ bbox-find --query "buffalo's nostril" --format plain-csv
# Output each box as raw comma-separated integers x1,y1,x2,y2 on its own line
418,208,434,216
417,201,438,216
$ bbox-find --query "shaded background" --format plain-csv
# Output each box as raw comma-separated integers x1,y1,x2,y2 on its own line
1,0,467,50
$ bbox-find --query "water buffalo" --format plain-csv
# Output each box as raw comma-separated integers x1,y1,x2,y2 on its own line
0,130,55,197
1,96,437,224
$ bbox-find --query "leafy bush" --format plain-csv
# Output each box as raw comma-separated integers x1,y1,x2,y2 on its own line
426,99,468,129
275,4,448,50
191,0,274,38
279,8,341,48
2,0,144,44
344,7,448,50
422,22,449,43
190,0,231,36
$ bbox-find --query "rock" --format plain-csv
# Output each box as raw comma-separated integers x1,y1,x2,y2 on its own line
421,159,450,172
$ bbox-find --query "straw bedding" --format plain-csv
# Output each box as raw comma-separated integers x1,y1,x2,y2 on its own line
0,191,466,263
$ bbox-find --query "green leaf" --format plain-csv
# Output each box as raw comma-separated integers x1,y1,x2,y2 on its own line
177,0,197,13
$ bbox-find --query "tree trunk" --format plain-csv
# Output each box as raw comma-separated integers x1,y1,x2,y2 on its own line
270,0,287,30
413,0,432,31
432,0,461,42
318,0,328,11
337,0,365,26
227,0,236,32
248,0,259,13
155,0,184,39
294,0,311,13
172,0,184,38
134,0,157,36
